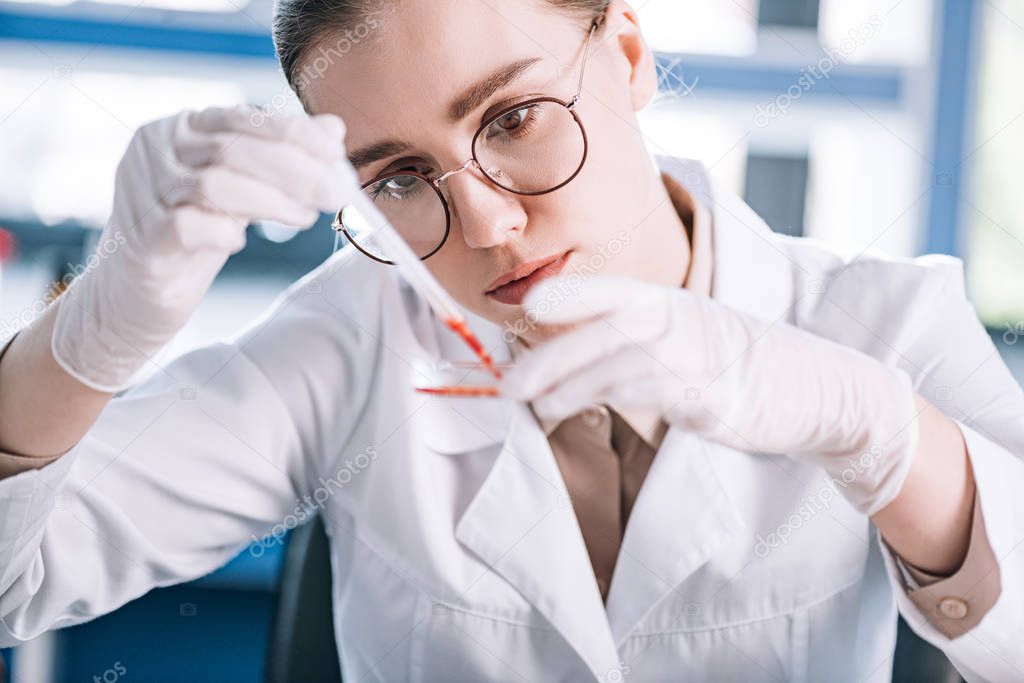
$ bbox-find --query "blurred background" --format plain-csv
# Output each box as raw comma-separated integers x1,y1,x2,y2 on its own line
0,0,1021,680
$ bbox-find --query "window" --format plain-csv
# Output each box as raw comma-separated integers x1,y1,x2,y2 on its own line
0,66,245,226
3,0,246,10
758,0,820,29
637,0,759,56
818,0,934,66
744,154,809,237
965,0,1024,327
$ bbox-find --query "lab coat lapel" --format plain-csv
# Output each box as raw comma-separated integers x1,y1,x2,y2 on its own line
604,429,744,646
454,402,623,680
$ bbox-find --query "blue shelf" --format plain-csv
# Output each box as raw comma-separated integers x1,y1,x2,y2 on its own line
923,0,980,257
0,9,275,58
655,55,903,102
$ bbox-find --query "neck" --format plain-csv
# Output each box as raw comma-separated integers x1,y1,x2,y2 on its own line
633,164,692,289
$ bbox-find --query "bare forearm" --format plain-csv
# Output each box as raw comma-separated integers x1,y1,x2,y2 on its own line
872,394,975,575
0,300,112,460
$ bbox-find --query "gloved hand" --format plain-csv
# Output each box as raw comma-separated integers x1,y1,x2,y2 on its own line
499,275,922,516
52,105,357,392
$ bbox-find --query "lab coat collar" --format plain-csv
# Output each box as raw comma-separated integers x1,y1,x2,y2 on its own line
603,430,745,647
697,161,799,322
449,396,746,670
508,328,668,447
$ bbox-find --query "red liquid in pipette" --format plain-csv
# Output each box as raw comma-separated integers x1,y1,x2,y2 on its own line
415,385,500,398
444,317,502,379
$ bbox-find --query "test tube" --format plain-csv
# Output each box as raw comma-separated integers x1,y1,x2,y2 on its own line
337,167,502,379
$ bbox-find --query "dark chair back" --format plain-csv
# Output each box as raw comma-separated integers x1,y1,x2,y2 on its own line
263,515,343,683
893,616,964,682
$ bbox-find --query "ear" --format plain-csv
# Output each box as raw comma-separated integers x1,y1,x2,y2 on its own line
604,0,657,111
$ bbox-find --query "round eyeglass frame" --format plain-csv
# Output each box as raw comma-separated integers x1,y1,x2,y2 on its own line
335,100,588,266
332,18,602,266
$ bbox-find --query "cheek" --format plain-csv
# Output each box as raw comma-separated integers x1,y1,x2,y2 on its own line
425,248,480,305
586,106,649,201
542,116,648,258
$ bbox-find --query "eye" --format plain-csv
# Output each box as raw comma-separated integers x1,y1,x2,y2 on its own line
385,175,419,191
495,108,528,131
485,104,539,140
368,173,426,202
365,161,431,185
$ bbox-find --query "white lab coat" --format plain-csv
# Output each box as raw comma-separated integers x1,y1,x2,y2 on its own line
1,157,1023,683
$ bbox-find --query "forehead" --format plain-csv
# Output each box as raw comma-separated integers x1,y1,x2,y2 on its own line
301,0,583,146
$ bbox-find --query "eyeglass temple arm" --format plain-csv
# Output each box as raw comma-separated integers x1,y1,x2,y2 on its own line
569,20,601,109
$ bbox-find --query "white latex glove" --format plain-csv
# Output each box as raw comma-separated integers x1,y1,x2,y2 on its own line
499,275,921,516
52,105,358,392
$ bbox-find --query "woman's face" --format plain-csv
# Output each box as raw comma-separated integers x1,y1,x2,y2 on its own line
304,0,679,342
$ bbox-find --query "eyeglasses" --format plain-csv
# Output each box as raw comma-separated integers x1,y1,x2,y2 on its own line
332,18,603,264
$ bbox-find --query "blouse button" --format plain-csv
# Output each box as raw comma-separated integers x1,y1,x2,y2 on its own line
581,407,606,428
937,597,968,620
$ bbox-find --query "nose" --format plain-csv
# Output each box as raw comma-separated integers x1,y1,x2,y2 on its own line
441,164,527,250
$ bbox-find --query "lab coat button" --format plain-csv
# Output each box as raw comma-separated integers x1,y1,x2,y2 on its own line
937,597,968,620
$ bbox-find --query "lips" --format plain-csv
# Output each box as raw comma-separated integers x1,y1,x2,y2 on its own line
485,251,571,306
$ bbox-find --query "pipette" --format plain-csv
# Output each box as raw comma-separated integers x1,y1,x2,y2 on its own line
337,188,503,381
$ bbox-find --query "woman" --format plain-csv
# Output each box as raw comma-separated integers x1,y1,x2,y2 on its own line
0,1,1022,680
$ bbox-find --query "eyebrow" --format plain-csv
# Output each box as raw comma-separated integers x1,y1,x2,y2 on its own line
346,57,544,171
348,140,413,170
447,57,543,121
